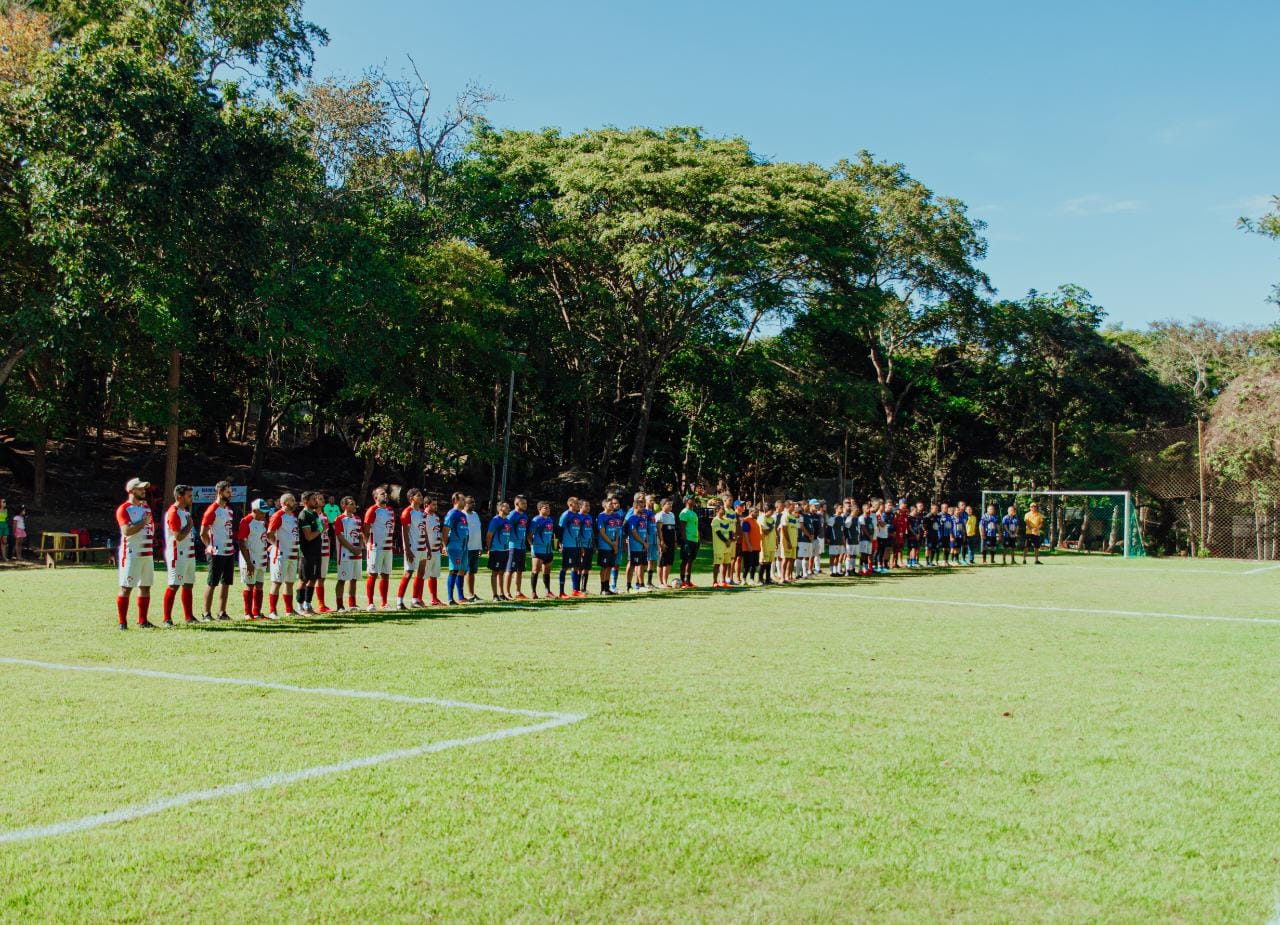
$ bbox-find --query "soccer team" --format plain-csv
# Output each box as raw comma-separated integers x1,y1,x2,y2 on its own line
112,478,1047,629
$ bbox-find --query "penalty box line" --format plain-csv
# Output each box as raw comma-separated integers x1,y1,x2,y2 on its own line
0,657,585,845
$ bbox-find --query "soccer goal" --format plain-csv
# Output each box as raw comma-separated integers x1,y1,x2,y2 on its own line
979,489,1145,558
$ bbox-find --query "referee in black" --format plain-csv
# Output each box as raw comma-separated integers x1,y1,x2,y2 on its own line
297,491,324,613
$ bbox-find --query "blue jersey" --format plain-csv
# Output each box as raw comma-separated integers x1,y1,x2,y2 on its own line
443,508,469,548
507,509,529,549
597,511,621,550
980,513,999,538
487,515,511,552
530,515,555,555
576,512,594,548
625,512,648,552
937,513,953,538
951,513,966,538
1001,514,1021,539
645,508,658,546
558,510,579,548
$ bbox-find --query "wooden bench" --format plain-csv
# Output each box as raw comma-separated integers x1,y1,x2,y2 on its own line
44,547,114,567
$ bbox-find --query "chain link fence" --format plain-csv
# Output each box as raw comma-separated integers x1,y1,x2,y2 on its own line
1121,425,1280,560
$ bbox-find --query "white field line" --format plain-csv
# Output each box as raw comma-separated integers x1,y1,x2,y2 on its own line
769,590,1280,627
1242,563,1280,575
1032,563,1268,577
0,658,585,844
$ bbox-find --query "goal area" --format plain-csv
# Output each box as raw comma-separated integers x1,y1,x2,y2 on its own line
979,489,1145,558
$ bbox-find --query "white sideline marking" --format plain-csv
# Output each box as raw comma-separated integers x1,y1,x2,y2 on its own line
0,658,585,844
1037,563,1270,577
1242,563,1280,575
771,590,1280,627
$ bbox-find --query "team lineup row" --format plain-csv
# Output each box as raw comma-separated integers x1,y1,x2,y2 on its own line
109,477,1049,628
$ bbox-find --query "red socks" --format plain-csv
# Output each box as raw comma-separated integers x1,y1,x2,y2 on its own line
283,592,294,615
378,576,389,606
366,575,375,605
180,585,193,621
398,574,412,600
116,595,128,626
163,587,177,622
427,577,438,601
243,589,254,616
269,592,279,614
137,596,150,624
413,576,424,600
315,582,326,607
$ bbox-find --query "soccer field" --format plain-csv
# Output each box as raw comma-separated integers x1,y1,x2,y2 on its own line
2,558,1279,923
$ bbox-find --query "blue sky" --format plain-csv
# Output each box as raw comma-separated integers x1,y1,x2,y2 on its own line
302,0,1279,329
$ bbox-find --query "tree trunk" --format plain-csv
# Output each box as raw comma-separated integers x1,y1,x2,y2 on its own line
359,452,376,504
627,378,657,488
163,348,181,505
32,425,47,510
250,397,271,488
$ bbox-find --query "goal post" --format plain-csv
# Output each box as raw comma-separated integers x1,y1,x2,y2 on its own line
979,489,1144,558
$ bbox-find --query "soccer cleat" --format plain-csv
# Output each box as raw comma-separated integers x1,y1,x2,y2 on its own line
200,613,213,623
397,602,409,611
217,613,231,621
117,622,127,631
264,612,279,621
558,593,570,600
429,599,445,607
162,618,174,628
186,615,200,624
246,615,257,621
447,600,459,606
137,620,158,629
317,606,332,614
514,593,529,601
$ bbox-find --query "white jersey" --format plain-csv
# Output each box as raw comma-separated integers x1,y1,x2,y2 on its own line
318,511,331,557
202,502,236,556
402,507,428,554
364,505,395,557
116,501,153,562
268,510,299,564
164,504,195,566
335,514,363,562
237,515,268,570
424,513,441,553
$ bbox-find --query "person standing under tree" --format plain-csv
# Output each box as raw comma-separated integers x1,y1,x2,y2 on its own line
333,496,363,610
162,484,196,626
0,497,8,561
10,506,25,561
980,504,1000,563
1000,505,1021,565
678,496,701,588
236,499,270,618
296,491,324,614
199,480,237,622
115,478,156,629
1023,502,1045,564
442,492,470,606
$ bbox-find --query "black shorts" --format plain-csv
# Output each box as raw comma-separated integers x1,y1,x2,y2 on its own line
489,549,511,572
300,552,321,581
207,554,235,587
559,547,578,569
533,551,553,564
627,550,647,567
507,549,526,572
596,549,616,569
468,549,481,574
577,547,594,570
659,545,675,567
680,539,700,562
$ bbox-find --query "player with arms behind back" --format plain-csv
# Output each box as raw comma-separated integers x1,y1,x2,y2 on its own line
114,477,156,629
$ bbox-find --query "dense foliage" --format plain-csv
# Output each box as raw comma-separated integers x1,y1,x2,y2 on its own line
1,0,1275,507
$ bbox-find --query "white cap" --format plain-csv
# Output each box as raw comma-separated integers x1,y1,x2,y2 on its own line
251,499,270,513
126,477,150,492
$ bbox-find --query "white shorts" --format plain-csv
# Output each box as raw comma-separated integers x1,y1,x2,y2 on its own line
845,543,857,556
239,553,266,585
166,557,196,586
270,555,299,585
859,540,872,555
367,548,393,575
118,554,154,590
320,555,330,579
403,549,427,574
817,539,825,555
422,552,441,578
797,542,812,560
337,556,361,582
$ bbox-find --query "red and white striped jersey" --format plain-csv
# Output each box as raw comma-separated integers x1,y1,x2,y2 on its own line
164,504,194,566
202,502,236,556
267,509,299,562
318,511,331,557
424,513,441,552
116,501,153,561
364,504,395,555
335,514,363,562
236,515,268,569
401,506,427,554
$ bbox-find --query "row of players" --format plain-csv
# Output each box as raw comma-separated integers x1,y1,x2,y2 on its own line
111,478,1047,628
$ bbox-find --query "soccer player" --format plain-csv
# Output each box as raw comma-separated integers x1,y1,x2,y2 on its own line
575,498,594,596
907,502,925,567
162,484,196,626
624,494,649,592
529,501,555,598
507,495,531,600
962,501,978,564
595,495,621,596
856,502,874,575
333,496,363,610
314,495,333,613
463,495,483,603
644,494,660,588
892,502,909,570
486,500,513,600
826,503,844,576
199,480,237,621
397,488,428,609
1023,502,1045,564
441,492,470,605
556,497,579,598
951,504,967,566
936,504,953,566
236,499,270,618
678,496,701,588
924,503,941,567
115,477,156,629
740,506,761,585
795,502,812,579
812,501,826,576
363,486,395,610
1001,505,1021,565
709,500,735,588
297,491,324,613
264,492,301,620
779,500,799,583
758,502,776,585
980,504,1000,563
421,495,445,606
656,497,677,588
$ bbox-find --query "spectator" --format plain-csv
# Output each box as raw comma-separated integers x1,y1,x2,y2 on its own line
13,506,27,561
323,494,341,528
0,496,8,561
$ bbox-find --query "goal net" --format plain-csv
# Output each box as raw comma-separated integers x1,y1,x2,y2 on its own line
979,489,1145,558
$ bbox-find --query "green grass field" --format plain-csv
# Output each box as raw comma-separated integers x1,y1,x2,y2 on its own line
2,555,1279,923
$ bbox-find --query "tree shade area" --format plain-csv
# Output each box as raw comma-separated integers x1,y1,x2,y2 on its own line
1,1,1278,544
